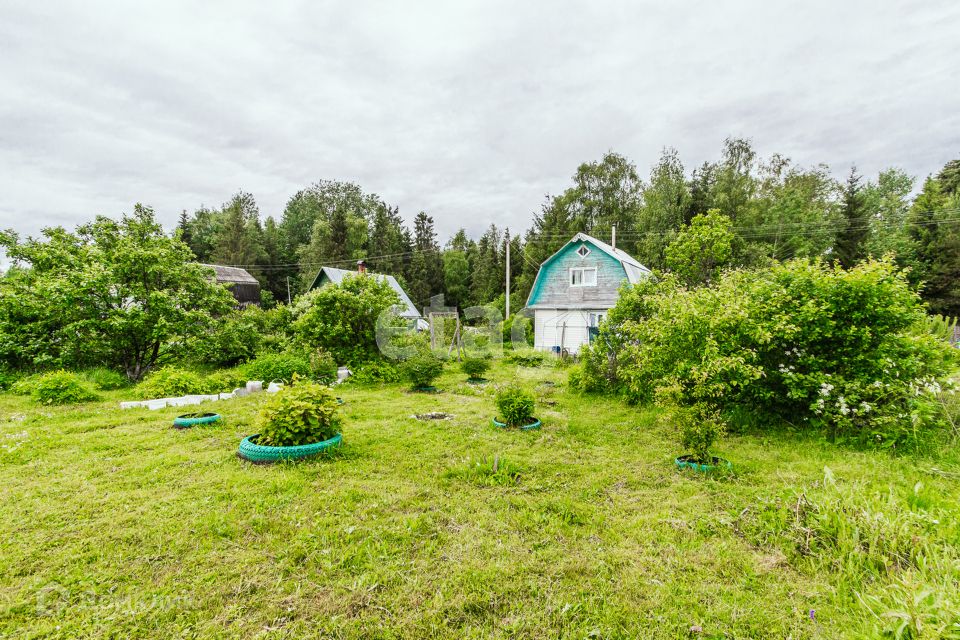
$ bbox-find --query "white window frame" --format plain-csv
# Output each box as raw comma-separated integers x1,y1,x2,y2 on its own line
570,267,597,287
589,312,606,327
576,245,591,258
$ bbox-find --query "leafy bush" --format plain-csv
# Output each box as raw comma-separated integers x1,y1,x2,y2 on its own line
31,370,100,405
588,259,958,447
495,384,536,427
243,353,311,384
505,348,546,367
347,359,403,385
257,377,342,447
658,384,726,463
188,306,268,368
291,274,403,365
401,351,444,389
203,367,248,393
461,356,491,380
137,367,210,398
308,349,338,385
10,373,40,396
83,367,130,390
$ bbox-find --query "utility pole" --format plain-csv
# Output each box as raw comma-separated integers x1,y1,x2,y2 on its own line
286,276,292,305
611,224,617,250
505,230,511,319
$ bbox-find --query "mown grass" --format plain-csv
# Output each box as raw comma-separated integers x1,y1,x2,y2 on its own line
1,361,959,638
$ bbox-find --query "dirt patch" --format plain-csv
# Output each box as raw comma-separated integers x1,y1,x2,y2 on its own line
413,412,454,421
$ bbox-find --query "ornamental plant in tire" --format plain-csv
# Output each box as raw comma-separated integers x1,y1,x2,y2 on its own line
238,376,342,463
401,350,444,392
493,384,540,430
657,385,730,472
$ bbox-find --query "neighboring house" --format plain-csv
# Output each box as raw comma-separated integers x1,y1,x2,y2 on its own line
201,264,261,306
308,261,426,329
525,232,650,354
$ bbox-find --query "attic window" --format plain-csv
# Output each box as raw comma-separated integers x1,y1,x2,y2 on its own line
570,267,597,287
576,245,591,258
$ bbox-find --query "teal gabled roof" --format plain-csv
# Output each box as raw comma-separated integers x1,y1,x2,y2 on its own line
525,232,650,307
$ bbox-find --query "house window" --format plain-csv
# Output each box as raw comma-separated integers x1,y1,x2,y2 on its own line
589,312,606,327
577,245,591,258
570,267,597,287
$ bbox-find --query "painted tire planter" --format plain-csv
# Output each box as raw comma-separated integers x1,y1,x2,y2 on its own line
466,378,488,384
173,412,221,429
238,433,342,463
411,385,439,393
674,455,732,472
491,417,542,431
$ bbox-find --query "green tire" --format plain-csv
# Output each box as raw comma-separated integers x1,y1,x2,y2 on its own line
173,412,221,429
491,417,541,431
238,433,342,464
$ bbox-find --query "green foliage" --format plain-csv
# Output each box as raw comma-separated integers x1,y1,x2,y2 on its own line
401,350,444,389
495,384,536,427
292,273,402,365
505,348,546,367
347,359,403,385
918,313,959,344
0,368,16,391
657,386,726,463
82,367,130,390
0,206,235,380
594,258,958,447
308,349,338,385
664,209,736,286
30,370,100,405
137,367,210,398
256,377,342,447
243,353,311,384
189,305,280,368
502,314,534,347
741,468,960,637
444,454,522,487
203,367,249,393
461,356,491,380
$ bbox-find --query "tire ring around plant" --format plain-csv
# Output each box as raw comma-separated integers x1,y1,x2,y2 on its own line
674,455,732,472
491,417,542,431
172,412,222,429
237,433,342,464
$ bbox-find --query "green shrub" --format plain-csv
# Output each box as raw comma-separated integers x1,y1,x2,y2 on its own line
347,359,403,384
10,373,41,396
243,353,311,384
137,367,209,398
31,370,100,405
658,384,726,463
401,351,445,389
461,356,491,380
495,384,536,427
506,348,546,367
83,367,129,390
590,259,958,447
291,274,403,365
309,349,338,385
0,368,17,391
203,367,248,393
189,307,266,368
257,377,342,447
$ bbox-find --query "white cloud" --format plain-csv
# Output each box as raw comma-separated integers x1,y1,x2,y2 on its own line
1,0,958,244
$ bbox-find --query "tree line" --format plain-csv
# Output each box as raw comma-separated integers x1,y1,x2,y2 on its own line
175,138,960,315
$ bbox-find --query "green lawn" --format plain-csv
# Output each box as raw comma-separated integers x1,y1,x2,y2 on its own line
2,361,959,639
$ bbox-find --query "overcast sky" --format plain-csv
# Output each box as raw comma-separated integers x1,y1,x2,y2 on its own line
1,0,958,244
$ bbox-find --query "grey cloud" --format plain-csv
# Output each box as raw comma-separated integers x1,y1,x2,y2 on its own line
1,0,958,247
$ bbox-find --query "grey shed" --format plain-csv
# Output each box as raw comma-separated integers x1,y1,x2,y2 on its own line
201,264,261,306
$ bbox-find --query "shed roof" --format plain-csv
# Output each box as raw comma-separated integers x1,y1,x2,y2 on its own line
200,264,260,285
309,267,421,319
